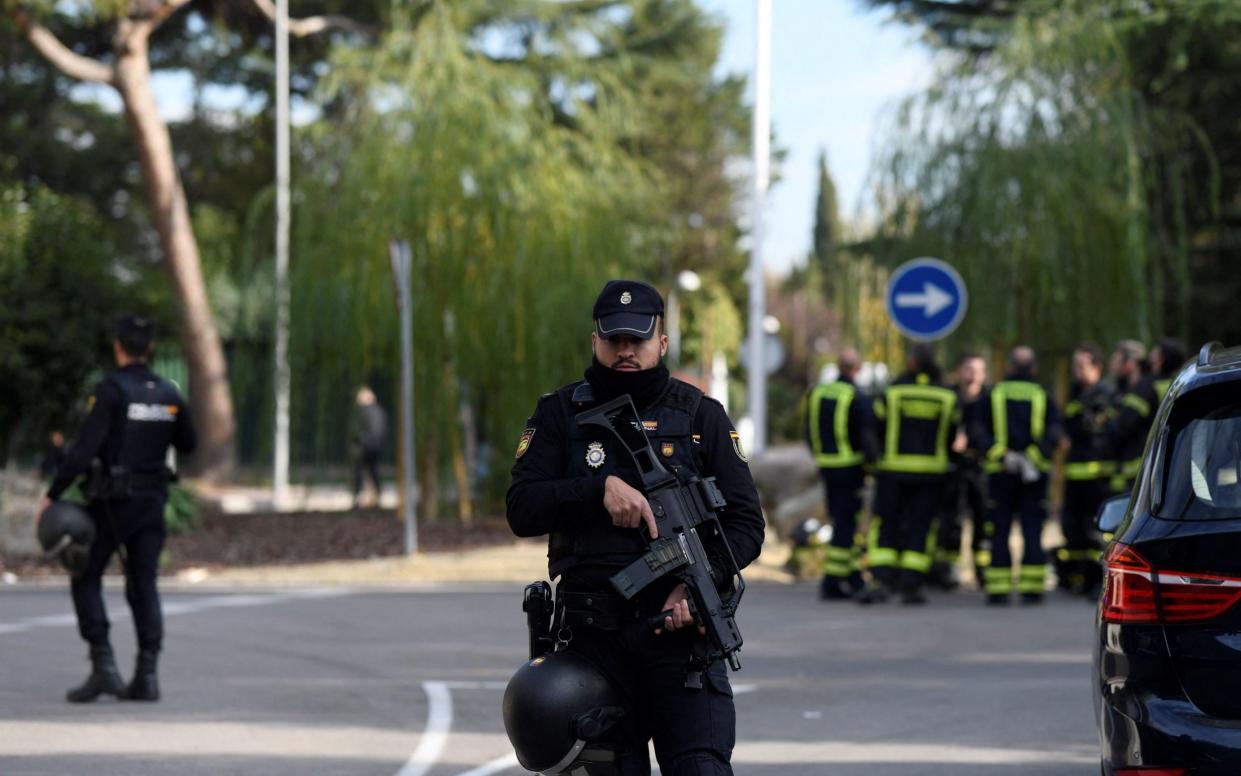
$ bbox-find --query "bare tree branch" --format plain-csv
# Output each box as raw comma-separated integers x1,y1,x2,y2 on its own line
10,5,115,85
144,0,195,35
247,0,376,38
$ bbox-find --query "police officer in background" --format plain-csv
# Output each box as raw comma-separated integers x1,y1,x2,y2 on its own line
975,346,1062,604
805,347,879,600
859,343,962,606
37,315,196,703
1058,343,1114,596
507,279,764,775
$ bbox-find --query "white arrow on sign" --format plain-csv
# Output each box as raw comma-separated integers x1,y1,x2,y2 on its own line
895,282,954,317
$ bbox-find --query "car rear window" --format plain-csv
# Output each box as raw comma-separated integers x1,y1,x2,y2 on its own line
1159,398,1241,520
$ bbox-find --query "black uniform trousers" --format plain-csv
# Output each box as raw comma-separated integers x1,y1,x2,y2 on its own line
870,476,941,589
819,467,864,579
982,473,1048,596
352,448,382,501
71,496,166,653
938,463,987,566
1059,477,1110,591
559,576,735,776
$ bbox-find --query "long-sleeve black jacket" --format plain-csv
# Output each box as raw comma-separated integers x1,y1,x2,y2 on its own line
48,364,197,500
506,378,765,580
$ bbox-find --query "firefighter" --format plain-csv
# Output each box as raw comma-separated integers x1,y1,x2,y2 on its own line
1106,340,1148,493
858,344,962,606
976,346,1063,605
1058,343,1114,596
928,352,990,591
806,348,879,600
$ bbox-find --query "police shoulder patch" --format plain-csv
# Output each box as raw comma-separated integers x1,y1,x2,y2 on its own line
729,430,749,462
515,428,536,459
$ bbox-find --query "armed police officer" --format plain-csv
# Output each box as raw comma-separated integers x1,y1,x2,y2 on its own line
37,315,196,702
975,346,1062,604
506,279,764,775
806,348,878,600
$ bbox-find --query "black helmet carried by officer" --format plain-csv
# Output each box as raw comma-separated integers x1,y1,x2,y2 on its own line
503,650,626,774
37,500,95,576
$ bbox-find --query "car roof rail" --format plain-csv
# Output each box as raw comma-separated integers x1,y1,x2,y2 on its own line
1198,341,1222,367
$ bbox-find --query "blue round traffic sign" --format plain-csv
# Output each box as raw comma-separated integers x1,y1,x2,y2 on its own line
885,258,968,341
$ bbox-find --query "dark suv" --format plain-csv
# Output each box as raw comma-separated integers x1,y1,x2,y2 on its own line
1094,342,1241,775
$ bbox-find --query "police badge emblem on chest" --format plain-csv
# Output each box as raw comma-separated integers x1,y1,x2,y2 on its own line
585,441,607,468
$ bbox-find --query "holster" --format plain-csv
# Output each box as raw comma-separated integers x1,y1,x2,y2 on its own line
522,581,555,659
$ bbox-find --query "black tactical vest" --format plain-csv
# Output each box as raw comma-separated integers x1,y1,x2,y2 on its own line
548,378,704,578
98,367,183,494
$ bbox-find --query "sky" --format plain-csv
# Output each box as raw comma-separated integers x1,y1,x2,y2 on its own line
695,0,933,275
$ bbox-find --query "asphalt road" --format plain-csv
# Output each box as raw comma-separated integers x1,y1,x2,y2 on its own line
0,581,1100,775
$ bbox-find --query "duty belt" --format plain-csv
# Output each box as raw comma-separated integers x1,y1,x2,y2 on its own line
558,591,627,631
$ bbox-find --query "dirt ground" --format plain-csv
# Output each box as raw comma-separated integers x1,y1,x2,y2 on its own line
1,508,793,586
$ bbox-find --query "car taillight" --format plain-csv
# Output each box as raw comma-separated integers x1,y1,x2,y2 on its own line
1115,769,1187,776
1101,544,1159,623
1102,543,1241,624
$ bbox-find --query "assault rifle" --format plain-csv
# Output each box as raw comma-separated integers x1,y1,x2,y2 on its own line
576,394,746,671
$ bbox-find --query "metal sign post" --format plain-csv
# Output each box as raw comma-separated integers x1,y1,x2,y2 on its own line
389,239,418,555
272,0,291,509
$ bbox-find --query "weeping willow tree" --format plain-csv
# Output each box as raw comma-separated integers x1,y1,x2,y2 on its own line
868,1,1213,358
292,4,660,518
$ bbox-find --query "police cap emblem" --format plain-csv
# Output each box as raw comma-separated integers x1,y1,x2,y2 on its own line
585,441,607,469
620,291,632,305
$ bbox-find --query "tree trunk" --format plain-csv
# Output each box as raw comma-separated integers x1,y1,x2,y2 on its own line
113,34,235,479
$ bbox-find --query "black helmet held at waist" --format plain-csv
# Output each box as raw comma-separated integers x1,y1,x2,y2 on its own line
502,650,626,774
37,501,95,577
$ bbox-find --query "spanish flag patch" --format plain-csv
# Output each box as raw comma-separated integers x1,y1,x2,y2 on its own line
515,428,536,459
729,430,749,462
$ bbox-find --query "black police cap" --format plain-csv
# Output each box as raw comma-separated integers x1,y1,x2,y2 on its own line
115,314,155,357
592,280,664,340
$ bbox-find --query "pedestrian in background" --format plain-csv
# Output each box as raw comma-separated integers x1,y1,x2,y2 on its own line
351,386,387,509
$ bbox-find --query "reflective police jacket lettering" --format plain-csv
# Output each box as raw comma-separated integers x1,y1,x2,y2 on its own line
107,368,186,476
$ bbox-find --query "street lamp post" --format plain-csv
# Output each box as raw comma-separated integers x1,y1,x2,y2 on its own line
748,0,772,454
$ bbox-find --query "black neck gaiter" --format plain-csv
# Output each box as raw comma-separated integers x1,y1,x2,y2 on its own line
584,358,670,410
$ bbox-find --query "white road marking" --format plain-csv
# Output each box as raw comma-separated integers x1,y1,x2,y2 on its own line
0,588,351,635
395,681,453,776
455,753,520,776
731,740,1097,764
